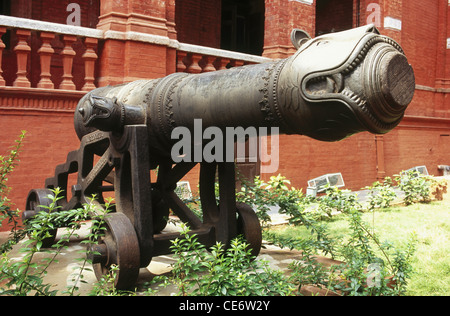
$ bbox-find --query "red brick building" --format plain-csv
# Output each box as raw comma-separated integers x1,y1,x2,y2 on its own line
1,0,449,230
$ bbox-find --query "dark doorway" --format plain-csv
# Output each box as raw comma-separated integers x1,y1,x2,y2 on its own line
221,0,265,56
0,0,11,15
315,0,354,36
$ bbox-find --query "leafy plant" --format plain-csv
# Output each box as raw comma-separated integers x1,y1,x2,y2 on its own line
364,177,397,211
237,175,277,225
0,131,27,253
395,170,433,205
316,185,362,218
153,223,295,296
89,264,136,296
261,175,417,296
0,188,113,296
1,188,66,296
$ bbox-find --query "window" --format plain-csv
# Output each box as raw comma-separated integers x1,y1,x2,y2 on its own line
0,0,11,15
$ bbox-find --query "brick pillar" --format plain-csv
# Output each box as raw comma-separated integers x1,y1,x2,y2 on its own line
165,0,177,75
382,0,403,44
434,0,450,87
433,0,450,116
375,135,386,181
97,0,175,86
263,0,315,59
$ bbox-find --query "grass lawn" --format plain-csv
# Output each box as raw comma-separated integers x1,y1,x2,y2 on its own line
268,198,450,296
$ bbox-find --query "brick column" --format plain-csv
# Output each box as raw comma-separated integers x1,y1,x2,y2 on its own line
433,0,450,116
165,0,177,74
382,0,403,44
435,0,450,88
97,0,175,86
263,0,315,59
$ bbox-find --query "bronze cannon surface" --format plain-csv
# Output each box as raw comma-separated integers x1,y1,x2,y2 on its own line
24,25,415,289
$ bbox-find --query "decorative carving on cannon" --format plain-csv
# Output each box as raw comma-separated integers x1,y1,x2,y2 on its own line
23,25,415,289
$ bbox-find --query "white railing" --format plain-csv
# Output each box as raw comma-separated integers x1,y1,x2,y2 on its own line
176,42,271,73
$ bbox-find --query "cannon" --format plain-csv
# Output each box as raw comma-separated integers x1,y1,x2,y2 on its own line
23,25,415,289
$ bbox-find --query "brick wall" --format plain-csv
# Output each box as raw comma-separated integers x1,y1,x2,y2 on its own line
259,133,378,191
10,0,100,28
263,0,315,58
316,0,354,35
258,124,450,192
0,111,80,228
400,0,449,119
384,125,450,178
175,0,221,48
402,0,439,89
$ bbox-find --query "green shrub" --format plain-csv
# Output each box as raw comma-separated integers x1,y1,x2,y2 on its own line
0,131,26,252
151,223,295,296
395,170,433,205
364,177,397,211
0,188,113,296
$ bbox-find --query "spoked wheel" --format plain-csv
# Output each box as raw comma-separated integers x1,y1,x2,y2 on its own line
23,188,57,248
89,212,140,290
236,202,262,258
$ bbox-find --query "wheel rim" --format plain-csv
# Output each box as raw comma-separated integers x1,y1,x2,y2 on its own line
92,212,140,290
236,202,262,258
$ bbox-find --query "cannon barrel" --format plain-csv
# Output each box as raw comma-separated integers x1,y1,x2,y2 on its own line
75,25,415,158
29,25,416,289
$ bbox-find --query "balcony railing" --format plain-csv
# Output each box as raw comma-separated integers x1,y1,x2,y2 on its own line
0,15,271,95
176,42,271,73
0,15,102,91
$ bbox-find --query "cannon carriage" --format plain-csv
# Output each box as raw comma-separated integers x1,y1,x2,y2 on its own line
23,25,415,289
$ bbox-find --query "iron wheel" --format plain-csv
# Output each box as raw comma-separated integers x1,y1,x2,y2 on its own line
90,212,140,290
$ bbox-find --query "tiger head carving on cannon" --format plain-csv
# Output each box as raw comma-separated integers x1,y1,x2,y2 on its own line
23,25,415,289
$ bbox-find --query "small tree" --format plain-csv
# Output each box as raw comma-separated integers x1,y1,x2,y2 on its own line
1,131,27,253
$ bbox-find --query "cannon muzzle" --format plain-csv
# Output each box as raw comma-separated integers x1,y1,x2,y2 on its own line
75,25,415,154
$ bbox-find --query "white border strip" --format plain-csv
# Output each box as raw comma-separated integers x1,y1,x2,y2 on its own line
384,16,402,31
288,0,314,5
177,42,272,63
0,14,103,38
